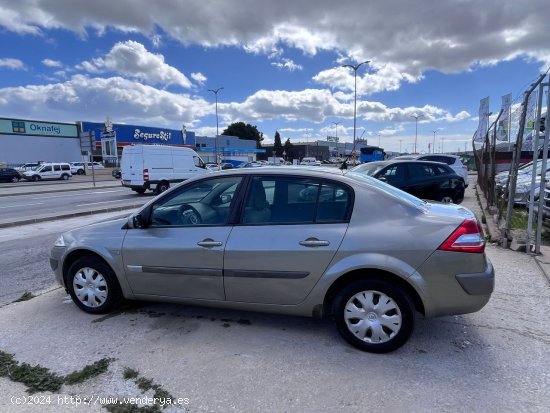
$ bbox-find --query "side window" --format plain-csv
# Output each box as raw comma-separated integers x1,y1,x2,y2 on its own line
150,176,243,227
317,182,352,222
242,177,352,225
242,177,318,224
61,165,70,171
54,165,61,171
436,165,449,174
41,166,52,172
379,165,405,180
193,156,205,168
408,164,433,179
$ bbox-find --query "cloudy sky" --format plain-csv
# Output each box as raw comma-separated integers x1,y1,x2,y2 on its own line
0,0,549,153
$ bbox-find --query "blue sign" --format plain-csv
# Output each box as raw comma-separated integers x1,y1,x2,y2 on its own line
80,122,195,146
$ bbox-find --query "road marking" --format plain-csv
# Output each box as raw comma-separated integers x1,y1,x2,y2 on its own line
30,189,125,200
75,200,135,206
0,202,44,209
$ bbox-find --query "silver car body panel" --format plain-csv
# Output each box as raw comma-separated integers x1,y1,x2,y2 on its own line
51,167,494,319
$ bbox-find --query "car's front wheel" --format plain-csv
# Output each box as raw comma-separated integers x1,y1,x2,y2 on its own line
333,279,415,353
66,256,123,314
11,176,19,183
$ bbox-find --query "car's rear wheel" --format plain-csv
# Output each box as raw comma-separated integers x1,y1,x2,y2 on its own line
11,176,19,183
333,279,415,353
77,169,85,175
61,174,70,180
67,256,123,314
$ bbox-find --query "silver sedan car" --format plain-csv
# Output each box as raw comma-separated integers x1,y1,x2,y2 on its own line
50,167,494,353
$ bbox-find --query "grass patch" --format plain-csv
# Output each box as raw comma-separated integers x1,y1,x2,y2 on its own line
0,351,64,393
104,403,162,413
0,351,112,393
12,292,35,303
64,358,112,385
123,367,139,380
511,209,528,229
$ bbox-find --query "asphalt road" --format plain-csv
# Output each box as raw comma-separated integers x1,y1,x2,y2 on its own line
0,212,128,306
0,188,150,222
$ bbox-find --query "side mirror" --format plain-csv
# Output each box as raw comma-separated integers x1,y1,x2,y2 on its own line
129,210,150,229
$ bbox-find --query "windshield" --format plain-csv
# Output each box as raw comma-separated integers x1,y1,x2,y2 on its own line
350,162,386,176
346,171,427,208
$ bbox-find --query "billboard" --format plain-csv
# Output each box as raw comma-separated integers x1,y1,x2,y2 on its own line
0,118,78,138
80,122,195,146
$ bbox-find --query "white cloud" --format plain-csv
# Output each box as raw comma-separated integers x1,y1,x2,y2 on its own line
0,75,210,125
1,0,549,77
78,40,192,88
42,58,62,67
271,58,303,72
191,72,207,85
0,58,25,70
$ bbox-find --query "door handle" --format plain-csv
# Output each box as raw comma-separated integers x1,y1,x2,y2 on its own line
197,239,223,248
299,238,330,247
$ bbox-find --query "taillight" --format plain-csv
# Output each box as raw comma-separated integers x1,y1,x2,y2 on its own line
143,168,149,181
438,219,485,253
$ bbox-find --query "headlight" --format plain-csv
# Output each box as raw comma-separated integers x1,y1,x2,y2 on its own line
53,235,66,247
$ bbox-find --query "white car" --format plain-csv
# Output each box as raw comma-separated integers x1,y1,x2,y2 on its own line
22,162,72,181
69,162,104,175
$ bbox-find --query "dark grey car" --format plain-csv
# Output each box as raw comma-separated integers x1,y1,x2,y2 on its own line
50,167,494,353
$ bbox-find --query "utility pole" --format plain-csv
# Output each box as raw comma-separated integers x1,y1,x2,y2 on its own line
208,87,224,164
432,130,437,153
412,114,423,153
342,61,370,150
399,139,402,153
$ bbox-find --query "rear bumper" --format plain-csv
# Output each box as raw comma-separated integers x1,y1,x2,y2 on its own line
455,261,494,295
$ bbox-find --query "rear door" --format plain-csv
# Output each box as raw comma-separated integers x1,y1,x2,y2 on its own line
407,163,444,200
223,175,352,305
121,148,143,184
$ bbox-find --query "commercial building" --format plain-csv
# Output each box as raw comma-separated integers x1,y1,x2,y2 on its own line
1,116,263,166
1,117,80,166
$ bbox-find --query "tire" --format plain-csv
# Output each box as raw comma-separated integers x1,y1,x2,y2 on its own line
61,174,70,180
66,256,123,314
156,181,169,194
133,188,146,195
32,175,40,182
440,195,455,203
333,279,415,353
77,169,85,175
11,176,19,183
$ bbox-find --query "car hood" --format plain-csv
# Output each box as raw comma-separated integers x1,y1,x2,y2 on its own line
63,217,129,245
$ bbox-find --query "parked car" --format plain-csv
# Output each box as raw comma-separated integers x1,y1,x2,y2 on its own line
352,160,465,204
69,162,105,175
50,167,493,353
15,162,40,173
0,167,21,183
21,162,72,181
394,154,469,187
112,168,121,179
300,157,321,166
237,161,263,168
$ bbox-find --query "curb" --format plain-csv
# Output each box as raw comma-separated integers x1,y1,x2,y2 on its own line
0,203,142,228
474,184,503,244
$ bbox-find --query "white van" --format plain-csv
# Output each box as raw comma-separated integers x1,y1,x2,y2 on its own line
21,162,72,181
300,157,321,166
121,145,209,194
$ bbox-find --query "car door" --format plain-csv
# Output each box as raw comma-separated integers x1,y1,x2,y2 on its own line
375,163,408,191
406,163,442,200
121,175,244,300
223,175,352,305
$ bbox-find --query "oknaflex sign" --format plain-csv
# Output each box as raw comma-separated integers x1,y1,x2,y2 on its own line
0,118,78,137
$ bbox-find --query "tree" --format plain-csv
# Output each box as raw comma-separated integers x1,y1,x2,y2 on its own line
222,122,264,148
273,131,283,157
283,138,293,160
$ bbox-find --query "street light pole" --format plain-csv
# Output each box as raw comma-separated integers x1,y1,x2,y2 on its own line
332,121,341,157
399,139,402,153
208,87,224,164
411,114,423,153
432,130,437,154
342,61,370,152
